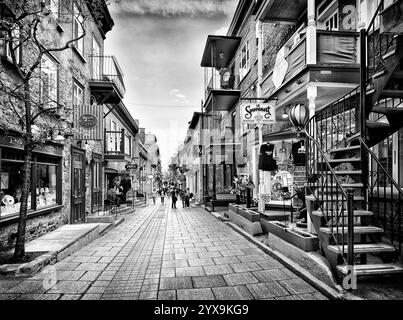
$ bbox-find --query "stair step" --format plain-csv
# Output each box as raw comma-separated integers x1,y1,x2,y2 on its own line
381,90,403,98
328,171,362,175
329,145,361,154
319,195,365,201
328,243,396,255
382,49,397,60
371,106,403,115
313,210,373,217
366,120,390,129
372,69,388,79
320,226,383,235
314,183,363,188
321,158,361,163
337,263,403,276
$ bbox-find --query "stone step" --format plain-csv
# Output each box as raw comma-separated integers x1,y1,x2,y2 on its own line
337,263,403,276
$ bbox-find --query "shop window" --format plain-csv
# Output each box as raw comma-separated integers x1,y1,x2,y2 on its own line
36,163,58,209
73,3,85,57
239,39,250,81
0,162,31,218
40,55,58,109
0,148,61,220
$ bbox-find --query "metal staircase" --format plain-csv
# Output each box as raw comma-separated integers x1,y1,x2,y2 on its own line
305,0,403,283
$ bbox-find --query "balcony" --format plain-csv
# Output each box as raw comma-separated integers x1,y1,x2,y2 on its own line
204,72,241,113
89,55,125,105
380,0,403,33
257,0,306,24
104,130,132,161
262,29,360,110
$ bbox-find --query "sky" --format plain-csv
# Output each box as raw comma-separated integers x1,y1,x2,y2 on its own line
105,0,238,171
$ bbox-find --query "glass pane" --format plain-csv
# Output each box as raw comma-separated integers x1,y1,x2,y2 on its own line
36,164,58,209
1,162,31,218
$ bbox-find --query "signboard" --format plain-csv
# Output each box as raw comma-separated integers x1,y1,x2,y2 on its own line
78,114,98,129
125,164,138,170
240,102,276,125
73,104,103,140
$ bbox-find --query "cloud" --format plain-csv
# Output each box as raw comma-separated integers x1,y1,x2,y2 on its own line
214,26,228,35
111,0,238,18
169,88,190,103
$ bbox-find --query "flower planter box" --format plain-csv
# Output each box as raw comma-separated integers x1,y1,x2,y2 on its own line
265,221,319,252
233,205,261,223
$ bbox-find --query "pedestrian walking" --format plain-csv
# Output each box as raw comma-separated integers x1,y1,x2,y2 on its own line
160,188,165,204
185,188,190,207
179,189,186,208
152,189,156,205
171,190,177,209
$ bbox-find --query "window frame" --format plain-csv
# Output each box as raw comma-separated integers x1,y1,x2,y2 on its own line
72,79,84,106
239,39,250,81
3,24,22,66
72,2,85,58
40,54,59,109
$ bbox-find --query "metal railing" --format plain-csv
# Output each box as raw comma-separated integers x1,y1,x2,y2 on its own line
104,129,131,157
204,73,239,100
89,55,126,97
359,136,403,259
305,118,354,266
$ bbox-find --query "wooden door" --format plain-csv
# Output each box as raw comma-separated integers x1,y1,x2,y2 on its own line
71,147,86,223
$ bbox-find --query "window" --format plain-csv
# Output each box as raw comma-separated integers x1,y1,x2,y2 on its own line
92,37,101,79
0,148,61,220
73,3,84,57
73,80,84,106
239,39,250,80
44,0,59,19
40,55,58,109
3,25,21,65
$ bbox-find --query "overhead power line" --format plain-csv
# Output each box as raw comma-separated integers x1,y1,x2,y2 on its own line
126,103,199,108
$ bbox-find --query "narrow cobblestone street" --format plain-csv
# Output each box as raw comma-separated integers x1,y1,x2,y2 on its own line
0,202,327,300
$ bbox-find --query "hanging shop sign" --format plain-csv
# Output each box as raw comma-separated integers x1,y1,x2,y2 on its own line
73,104,103,140
125,163,138,170
240,102,276,125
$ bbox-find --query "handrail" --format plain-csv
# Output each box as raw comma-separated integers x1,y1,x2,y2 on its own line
359,136,403,197
305,130,348,200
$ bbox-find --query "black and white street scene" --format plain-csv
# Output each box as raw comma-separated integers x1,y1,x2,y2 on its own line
0,0,403,303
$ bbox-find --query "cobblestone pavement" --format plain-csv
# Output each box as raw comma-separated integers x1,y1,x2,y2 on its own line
0,201,327,300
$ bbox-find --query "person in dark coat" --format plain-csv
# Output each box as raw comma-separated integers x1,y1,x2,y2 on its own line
171,190,177,209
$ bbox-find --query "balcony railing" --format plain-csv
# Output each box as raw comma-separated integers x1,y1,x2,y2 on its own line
204,73,239,101
105,129,131,157
264,30,359,83
90,55,126,97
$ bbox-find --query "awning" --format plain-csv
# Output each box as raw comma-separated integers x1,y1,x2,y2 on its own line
201,35,241,68
263,128,305,143
105,168,119,173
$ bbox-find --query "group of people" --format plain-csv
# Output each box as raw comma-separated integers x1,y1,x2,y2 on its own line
151,187,192,209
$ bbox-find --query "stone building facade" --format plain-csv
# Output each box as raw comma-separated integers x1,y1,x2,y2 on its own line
0,0,120,250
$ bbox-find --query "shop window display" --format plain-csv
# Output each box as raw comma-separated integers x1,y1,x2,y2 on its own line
0,147,61,220
1,162,32,218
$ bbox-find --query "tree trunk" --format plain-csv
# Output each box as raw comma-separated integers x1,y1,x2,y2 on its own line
13,145,32,259
13,80,33,260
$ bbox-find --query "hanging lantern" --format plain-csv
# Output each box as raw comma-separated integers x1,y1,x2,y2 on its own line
288,104,309,134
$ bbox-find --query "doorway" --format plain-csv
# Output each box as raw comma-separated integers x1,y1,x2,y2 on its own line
71,147,86,223
91,153,102,214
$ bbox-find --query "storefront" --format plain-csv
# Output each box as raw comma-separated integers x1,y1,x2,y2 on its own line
261,127,306,207
0,135,63,222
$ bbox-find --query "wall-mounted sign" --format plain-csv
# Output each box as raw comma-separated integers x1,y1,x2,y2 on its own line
78,114,98,129
126,164,138,170
240,102,276,125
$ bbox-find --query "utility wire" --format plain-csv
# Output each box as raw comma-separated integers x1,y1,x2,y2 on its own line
124,102,199,108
